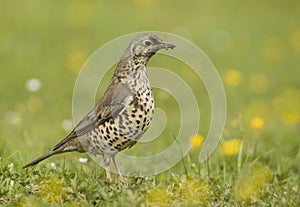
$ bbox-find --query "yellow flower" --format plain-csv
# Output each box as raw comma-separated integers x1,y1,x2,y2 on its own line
250,117,264,129
219,139,243,156
272,89,300,124
144,177,210,206
65,1,94,27
249,74,269,94
282,111,300,125
66,51,87,74
262,37,284,63
190,135,204,148
289,28,300,53
245,101,270,121
234,163,273,203
180,178,210,205
38,176,67,203
224,70,243,87
27,95,43,113
145,186,171,207
132,0,157,8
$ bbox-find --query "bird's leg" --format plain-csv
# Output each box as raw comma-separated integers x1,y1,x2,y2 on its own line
105,165,112,182
112,155,126,183
103,156,112,182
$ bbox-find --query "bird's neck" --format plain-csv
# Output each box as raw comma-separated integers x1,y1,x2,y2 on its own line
115,55,150,81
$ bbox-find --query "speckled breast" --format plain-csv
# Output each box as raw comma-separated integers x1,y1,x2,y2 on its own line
88,90,154,156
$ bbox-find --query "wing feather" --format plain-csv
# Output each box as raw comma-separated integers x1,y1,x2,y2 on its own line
53,79,134,150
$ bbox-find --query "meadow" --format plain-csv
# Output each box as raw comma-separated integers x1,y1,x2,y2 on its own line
1,0,300,206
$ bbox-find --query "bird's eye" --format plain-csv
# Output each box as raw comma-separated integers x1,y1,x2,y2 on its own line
144,40,152,46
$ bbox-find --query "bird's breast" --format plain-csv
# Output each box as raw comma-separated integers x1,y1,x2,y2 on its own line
90,69,155,154
119,77,153,133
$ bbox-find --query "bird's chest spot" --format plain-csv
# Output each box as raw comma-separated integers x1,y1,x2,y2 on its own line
127,88,154,132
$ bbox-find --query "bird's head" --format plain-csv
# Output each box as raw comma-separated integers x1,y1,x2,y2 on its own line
123,33,175,59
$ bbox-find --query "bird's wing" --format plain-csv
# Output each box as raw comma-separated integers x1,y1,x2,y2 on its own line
53,80,134,151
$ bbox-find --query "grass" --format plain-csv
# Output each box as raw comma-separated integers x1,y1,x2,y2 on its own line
0,149,299,206
1,0,300,206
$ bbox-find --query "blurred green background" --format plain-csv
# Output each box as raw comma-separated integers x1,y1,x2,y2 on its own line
0,0,299,167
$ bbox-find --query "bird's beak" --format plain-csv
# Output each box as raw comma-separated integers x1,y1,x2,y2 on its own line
160,41,176,50
155,41,176,51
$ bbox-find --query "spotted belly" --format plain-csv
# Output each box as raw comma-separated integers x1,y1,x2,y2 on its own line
86,94,154,156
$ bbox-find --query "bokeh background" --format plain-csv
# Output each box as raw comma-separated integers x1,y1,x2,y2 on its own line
1,0,300,171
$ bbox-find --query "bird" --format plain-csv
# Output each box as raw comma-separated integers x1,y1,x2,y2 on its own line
23,33,175,182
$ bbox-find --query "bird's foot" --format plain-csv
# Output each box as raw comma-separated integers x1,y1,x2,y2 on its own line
118,175,127,183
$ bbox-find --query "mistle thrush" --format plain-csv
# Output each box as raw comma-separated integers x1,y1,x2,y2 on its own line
23,33,175,182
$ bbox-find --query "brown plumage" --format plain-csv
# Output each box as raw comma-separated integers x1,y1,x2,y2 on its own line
23,33,175,182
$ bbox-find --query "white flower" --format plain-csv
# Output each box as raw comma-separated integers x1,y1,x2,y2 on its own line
79,157,88,163
8,163,14,172
61,119,73,131
50,162,56,169
26,78,42,92
8,163,14,168
5,111,21,125
10,180,15,187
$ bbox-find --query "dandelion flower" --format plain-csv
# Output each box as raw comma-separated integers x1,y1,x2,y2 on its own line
262,37,284,63
38,176,67,203
180,178,210,205
281,111,299,125
219,139,243,156
250,117,264,129
132,0,157,8
249,74,269,94
289,28,300,53
234,163,273,203
145,186,171,207
190,135,204,148
66,51,87,74
65,1,94,27
224,70,243,87
27,95,43,112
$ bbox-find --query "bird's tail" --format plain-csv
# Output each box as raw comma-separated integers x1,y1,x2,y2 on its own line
23,150,61,169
